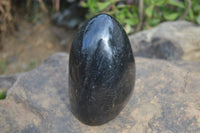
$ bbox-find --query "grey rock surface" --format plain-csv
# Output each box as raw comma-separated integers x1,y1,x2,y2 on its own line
0,53,200,133
129,21,200,61
0,74,18,91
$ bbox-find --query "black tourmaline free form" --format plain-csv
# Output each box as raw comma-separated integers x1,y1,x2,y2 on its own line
69,14,135,125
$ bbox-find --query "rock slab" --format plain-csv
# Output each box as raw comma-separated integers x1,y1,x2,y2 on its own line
0,52,199,133
129,21,200,61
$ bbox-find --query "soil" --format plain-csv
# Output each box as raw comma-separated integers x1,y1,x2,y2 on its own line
0,15,76,75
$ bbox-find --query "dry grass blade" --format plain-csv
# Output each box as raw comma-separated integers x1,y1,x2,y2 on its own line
0,0,13,49
52,0,60,11
179,0,191,20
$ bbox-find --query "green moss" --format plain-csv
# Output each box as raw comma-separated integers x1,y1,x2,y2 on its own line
0,90,7,100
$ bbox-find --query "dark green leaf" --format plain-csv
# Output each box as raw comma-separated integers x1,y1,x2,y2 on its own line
189,9,194,20
152,0,166,6
98,1,112,10
168,0,185,8
145,5,154,17
144,0,151,4
80,1,88,8
193,4,200,12
163,12,180,20
124,19,138,26
131,5,138,14
196,15,200,24
149,18,161,26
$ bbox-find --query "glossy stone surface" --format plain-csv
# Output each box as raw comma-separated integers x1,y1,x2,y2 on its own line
69,14,136,125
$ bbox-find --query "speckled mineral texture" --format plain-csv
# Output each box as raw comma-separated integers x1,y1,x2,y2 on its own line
0,52,200,133
69,14,135,125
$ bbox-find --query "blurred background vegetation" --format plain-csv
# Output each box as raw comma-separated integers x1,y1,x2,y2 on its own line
0,0,199,45
81,0,200,34
0,0,200,42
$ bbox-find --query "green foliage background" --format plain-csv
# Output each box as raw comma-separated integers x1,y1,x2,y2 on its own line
81,0,200,33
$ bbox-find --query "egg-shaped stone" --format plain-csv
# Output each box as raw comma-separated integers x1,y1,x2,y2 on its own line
69,14,135,125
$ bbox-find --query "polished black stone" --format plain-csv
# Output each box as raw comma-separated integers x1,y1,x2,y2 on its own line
69,14,135,125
